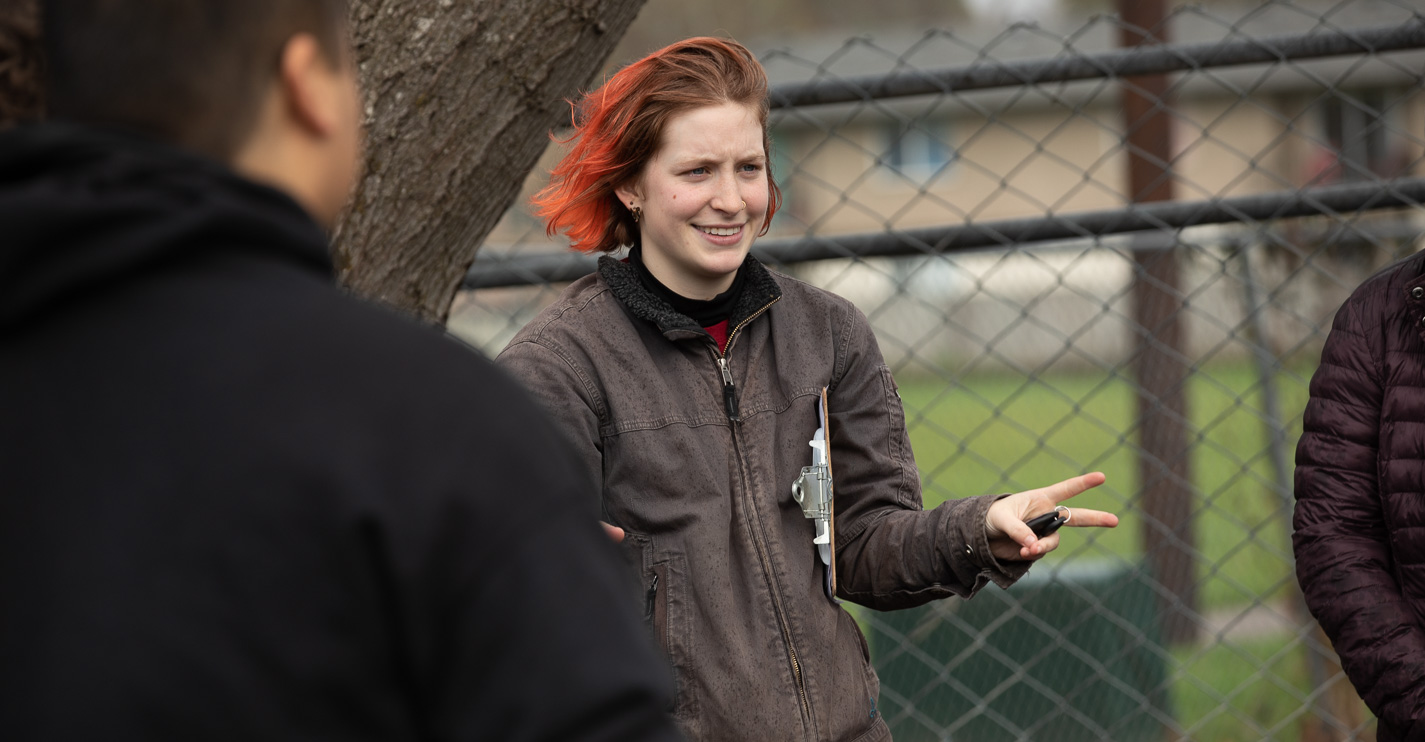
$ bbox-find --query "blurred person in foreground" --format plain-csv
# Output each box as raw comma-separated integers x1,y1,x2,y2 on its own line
1296,254,1425,741
498,36,1119,741
0,2,679,740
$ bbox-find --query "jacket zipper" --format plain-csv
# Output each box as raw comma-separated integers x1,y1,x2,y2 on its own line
714,296,780,423
718,357,739,421
712,296,813,727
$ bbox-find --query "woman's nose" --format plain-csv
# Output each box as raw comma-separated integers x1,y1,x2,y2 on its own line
710,175,743,214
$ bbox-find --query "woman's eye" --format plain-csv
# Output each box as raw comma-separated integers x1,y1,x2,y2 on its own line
740,163,762,173
687,167,708,176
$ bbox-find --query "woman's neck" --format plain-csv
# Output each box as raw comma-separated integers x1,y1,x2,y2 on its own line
630,245,745,327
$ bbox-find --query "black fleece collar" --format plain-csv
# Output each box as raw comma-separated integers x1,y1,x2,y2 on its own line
598,251,782,341
629,244,748,327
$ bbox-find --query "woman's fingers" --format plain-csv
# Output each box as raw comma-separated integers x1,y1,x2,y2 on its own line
1021,532,1059,559
1037,473,1117,528
996,514,1039,549
985,472,1118,561
989,520,1059,560
1058,506,1119,529
1040,471,1106,503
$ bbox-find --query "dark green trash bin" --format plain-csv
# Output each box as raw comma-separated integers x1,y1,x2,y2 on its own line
867,560,1168,741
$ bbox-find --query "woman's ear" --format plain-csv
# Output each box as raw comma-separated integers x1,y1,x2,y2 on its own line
614,181,642,211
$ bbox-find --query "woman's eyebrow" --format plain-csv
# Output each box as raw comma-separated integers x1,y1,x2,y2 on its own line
669,156,717,168
669,152,766,168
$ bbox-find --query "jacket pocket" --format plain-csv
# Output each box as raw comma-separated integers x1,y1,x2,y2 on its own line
645,561,669,647
876,364,919,509
850,610,872,665
830,607,883,740
624,535,697,731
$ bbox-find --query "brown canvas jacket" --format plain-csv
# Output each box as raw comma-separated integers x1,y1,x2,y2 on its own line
498,255,1029,741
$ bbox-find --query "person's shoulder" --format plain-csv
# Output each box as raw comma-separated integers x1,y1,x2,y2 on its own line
266,282,529,421
767,266,867,324
310,293,603,533
309,286,491,373
322,293,579,460
1342,250,1425,317
504,271,620,348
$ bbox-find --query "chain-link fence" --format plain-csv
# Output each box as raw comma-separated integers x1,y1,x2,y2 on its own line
453,1,1425,739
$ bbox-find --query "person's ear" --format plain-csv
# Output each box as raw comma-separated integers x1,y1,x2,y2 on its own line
276,33,342,139
614,180,643,211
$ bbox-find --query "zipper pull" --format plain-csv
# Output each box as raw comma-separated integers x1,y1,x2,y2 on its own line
718,356,740,422
644,573,659,622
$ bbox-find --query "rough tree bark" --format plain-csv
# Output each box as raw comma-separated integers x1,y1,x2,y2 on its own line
335,0,648,324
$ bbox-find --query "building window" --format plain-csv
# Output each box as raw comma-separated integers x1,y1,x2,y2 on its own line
1307,88,1408,185
882,120,955,182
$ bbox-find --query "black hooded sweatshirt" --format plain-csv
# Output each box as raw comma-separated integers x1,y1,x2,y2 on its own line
0,123,679,742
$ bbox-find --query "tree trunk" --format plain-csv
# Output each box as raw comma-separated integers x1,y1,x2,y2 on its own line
335,0,647,324
0,0,43,127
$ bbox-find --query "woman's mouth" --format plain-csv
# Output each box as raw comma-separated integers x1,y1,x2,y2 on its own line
696,225,743,237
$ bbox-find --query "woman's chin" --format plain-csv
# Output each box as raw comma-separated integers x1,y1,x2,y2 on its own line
698,253,748,282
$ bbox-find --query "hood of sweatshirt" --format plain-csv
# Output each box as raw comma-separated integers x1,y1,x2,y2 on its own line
0,121,331,330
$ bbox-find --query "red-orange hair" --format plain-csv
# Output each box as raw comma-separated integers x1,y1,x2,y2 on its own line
532,36,783,254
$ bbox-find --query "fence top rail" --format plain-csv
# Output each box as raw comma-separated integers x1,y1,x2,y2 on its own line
464,176,1425,290
766,18,1425,109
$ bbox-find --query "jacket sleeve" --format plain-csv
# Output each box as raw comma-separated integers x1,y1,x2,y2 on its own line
1294,294,1425,740
828,306,1029,611
496,336,605,498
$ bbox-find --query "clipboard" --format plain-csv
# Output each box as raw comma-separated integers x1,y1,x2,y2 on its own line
820,386,837,600
793,386,837,601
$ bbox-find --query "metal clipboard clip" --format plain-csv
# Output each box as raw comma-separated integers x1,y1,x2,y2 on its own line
791,387,837,601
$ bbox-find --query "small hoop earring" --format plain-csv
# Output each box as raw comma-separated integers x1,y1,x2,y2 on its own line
631,205,642,223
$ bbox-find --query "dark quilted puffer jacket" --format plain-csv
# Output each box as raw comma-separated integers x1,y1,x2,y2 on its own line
1295,250,1425,742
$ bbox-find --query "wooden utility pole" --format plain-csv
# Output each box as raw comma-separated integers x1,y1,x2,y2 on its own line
1117,0,1198,647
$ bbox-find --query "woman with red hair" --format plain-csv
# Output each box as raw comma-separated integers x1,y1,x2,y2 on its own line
499,36,1116,741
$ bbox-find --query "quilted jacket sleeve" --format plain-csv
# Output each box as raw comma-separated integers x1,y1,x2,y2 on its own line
1294,292,1425,740
828,304,1029,611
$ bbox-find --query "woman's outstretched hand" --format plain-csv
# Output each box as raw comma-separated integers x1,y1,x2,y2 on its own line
985,472,1117,561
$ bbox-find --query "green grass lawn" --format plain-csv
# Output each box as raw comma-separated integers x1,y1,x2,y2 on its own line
1171,634,1374,742
1171,634,1311,742
896,360,1314,611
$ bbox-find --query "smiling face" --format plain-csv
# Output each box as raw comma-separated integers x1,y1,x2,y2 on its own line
615,102,770,300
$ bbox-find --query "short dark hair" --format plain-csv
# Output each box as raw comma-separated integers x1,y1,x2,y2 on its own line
42,0,349,161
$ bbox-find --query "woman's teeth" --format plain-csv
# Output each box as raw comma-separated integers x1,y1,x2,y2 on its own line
698,226,740,237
